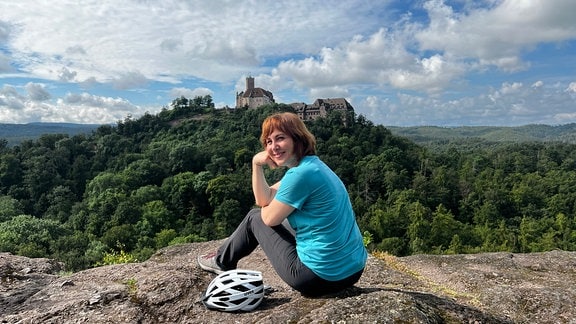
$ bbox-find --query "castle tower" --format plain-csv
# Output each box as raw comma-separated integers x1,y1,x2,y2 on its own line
246,76,255,90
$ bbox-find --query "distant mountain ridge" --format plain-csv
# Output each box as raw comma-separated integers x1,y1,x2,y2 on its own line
387,123,576,145
3,122,576,147
0,122,102,146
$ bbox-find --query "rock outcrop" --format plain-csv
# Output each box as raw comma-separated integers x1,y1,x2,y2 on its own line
1,241,575,323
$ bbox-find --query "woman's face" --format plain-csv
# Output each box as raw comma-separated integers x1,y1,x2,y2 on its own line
265,129,297,167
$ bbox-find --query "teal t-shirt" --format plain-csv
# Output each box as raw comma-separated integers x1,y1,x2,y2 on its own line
274,156,367,281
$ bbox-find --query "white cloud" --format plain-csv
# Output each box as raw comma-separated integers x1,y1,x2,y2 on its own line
0,53,13,73
25,83,51,101
169,87,213,99
0,87,142,123
58,67,78,82
277,28,417,88
0,0,575,125
387,54,467,93
0,0,389,85
112,72,148,90
2,0,573,94
500,82,523,95
272,0,576,99
57,93,140,123
353,80,576,126
0,85,25,110
65,45,87,56
415,0,576,69
309,86,350,101
160,39,182,53
0,21,10,42
478,56,530,73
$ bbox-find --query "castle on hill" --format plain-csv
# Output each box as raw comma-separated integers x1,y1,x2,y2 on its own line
235,76,354,121
235,76,275,109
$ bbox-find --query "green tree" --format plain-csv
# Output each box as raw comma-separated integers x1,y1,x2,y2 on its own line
44,185,76,223
446,234,463,254
0,214,64,257
553,213,575,250
155,229,178,249
212,199,244,238
429,204,463,252
407,201,432,254
0,153,22,192
206,173,251,211
142,200,175,233
0,195,24,222
52,230,91,271
101,224,137,251
518,216,538,253
162,171,212,219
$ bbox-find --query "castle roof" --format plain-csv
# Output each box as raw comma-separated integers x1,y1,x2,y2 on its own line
238,88,274,100
313,98,353,110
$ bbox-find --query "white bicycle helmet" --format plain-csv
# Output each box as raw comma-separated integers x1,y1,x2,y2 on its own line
201,269,264,312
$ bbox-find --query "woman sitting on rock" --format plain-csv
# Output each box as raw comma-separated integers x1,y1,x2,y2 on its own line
198,112,367,297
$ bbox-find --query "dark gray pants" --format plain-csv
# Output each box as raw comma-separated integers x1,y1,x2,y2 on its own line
215,208,363,297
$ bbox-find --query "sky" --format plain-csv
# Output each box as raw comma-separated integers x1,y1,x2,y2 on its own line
1,0,575,127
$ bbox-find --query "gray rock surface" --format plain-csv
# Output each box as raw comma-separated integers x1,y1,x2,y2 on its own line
1,241,575,323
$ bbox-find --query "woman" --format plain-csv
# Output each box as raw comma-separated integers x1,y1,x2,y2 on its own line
198,112,367,297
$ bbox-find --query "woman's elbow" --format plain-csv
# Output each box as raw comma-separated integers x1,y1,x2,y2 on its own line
254,200,268,208
261,217,275,227
260,208,280,227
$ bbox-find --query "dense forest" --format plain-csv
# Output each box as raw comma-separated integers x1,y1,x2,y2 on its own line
1,95,575,271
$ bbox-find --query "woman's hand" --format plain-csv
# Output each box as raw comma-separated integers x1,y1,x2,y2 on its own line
253,151,278,169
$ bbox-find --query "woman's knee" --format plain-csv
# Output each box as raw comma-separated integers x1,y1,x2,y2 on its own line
246,208,263,224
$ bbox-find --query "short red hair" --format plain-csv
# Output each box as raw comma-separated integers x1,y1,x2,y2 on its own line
260,112,316,161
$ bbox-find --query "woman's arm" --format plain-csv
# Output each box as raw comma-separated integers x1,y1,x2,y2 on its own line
252,151,278,207
252,151,295,226
261,199,295,226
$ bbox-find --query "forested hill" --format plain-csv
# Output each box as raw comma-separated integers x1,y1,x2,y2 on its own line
388,123,576,145
0,96,575,273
